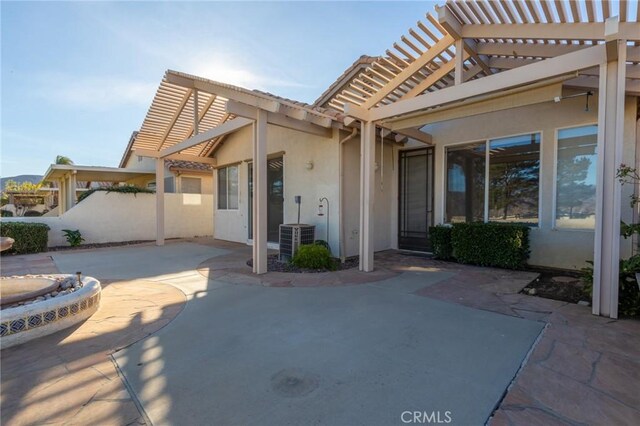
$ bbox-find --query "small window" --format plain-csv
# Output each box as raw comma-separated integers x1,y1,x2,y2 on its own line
218,166,238,209
164,177,175,193
181,177,201,194
555,125,598,229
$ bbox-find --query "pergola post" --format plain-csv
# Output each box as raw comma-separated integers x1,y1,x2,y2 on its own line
58,178,66,214
253,109,268,274
155,158,165,246
593,19,626,319
455,39,464,85
359,121,376,272
67,171,77,210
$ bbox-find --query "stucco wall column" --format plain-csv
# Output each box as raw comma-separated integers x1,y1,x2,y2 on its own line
593,32,626,318
253,109,268,274
156,158,165,246
359,121,376,272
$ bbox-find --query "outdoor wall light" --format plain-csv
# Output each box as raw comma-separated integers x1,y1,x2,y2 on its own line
305,161,314,170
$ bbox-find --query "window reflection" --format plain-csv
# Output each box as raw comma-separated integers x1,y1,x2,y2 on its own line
555,125,597,229
446,142,485,223
488,134,541,224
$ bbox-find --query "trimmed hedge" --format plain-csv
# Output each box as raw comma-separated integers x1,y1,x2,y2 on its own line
451,222,530,269
0,222,50,254
429,225,453,260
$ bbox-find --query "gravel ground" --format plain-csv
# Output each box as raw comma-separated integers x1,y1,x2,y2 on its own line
247,254,359,273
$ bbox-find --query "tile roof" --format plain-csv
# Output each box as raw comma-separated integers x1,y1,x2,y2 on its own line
165,159,214,172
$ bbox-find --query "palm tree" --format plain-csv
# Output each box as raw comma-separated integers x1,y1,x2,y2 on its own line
55,155,74,165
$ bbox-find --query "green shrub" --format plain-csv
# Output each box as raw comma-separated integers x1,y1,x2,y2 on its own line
1,210,13,217
314,239,330,252
24,210,42,217
429,225,453,260
62,229,84,247
78,185,154,203
451,222,530,269
582,256,640,317
292,244,335,270
0,222,50,254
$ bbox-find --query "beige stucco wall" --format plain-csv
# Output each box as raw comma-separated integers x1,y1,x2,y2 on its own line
212,124,342,253
2,191,213,247
422,91,638,270
123,154,213,194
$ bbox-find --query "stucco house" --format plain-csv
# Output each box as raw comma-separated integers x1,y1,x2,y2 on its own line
123,0,638,320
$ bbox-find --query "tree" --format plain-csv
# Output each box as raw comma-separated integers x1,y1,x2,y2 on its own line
55,155,74,165
556,156,595,219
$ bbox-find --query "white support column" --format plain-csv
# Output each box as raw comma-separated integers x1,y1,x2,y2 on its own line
359,121,376,272
593,25,626,318
58,178,66,215
68,171,77,209
65,173,74,211
253,109,268,274
155,158,165,246
455,39,464,85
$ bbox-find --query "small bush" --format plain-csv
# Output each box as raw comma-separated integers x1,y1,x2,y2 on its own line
1,210,13,217
292,244,335,270
314,239,330,252
62,229,84,247
582,257,640,317
451,222,530,269
0,222,50,254
429,225,453,260
78,185,154,203
24,210,42,217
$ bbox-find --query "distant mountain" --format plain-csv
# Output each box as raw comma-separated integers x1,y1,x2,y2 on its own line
1,175,43,189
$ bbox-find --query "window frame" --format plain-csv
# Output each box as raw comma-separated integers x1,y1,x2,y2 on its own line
551,123,598,232
217,165,239,211
443,130,543,227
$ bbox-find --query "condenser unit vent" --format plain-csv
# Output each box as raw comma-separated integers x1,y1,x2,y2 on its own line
279,224,315,262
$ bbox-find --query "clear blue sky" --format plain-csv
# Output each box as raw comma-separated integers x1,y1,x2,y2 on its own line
1,1,436,177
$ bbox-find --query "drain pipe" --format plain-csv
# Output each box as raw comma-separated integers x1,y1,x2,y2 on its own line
339,126,358,263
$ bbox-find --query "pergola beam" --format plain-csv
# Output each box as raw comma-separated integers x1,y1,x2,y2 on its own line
160,117,253,157
386,82,563,131
226,100,332,138
133,149,217,164
360,34,455,108
156,89,193,150
460,22,640,42
166,71,282,113
489,57,640,80
369,43,605,121
436,5,492,75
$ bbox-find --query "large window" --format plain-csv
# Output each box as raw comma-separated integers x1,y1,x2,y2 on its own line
445,133,540,225
488,134,540,224
555,125,598,229
217,166,238,210
446,142,485,223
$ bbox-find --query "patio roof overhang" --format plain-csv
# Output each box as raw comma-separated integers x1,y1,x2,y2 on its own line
128,70,343,164
42,164,154,183
338,0,638,322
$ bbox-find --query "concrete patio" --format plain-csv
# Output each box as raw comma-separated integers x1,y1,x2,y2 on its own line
1,238,639,425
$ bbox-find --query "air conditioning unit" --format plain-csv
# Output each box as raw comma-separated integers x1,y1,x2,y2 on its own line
279,224,315,262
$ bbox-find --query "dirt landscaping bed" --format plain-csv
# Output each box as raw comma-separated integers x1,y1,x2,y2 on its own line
521,267,589,304
247,254,359,273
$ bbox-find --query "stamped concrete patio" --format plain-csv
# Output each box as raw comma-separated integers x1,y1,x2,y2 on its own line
1,238,639,425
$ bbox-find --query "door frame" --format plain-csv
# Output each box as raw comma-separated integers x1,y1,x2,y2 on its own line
397,146,435,252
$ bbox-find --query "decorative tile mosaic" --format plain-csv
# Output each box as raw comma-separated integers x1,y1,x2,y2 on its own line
0,290,99,338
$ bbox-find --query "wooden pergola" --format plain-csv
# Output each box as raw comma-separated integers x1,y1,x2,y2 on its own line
337,0,639,319
132,70,342,274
